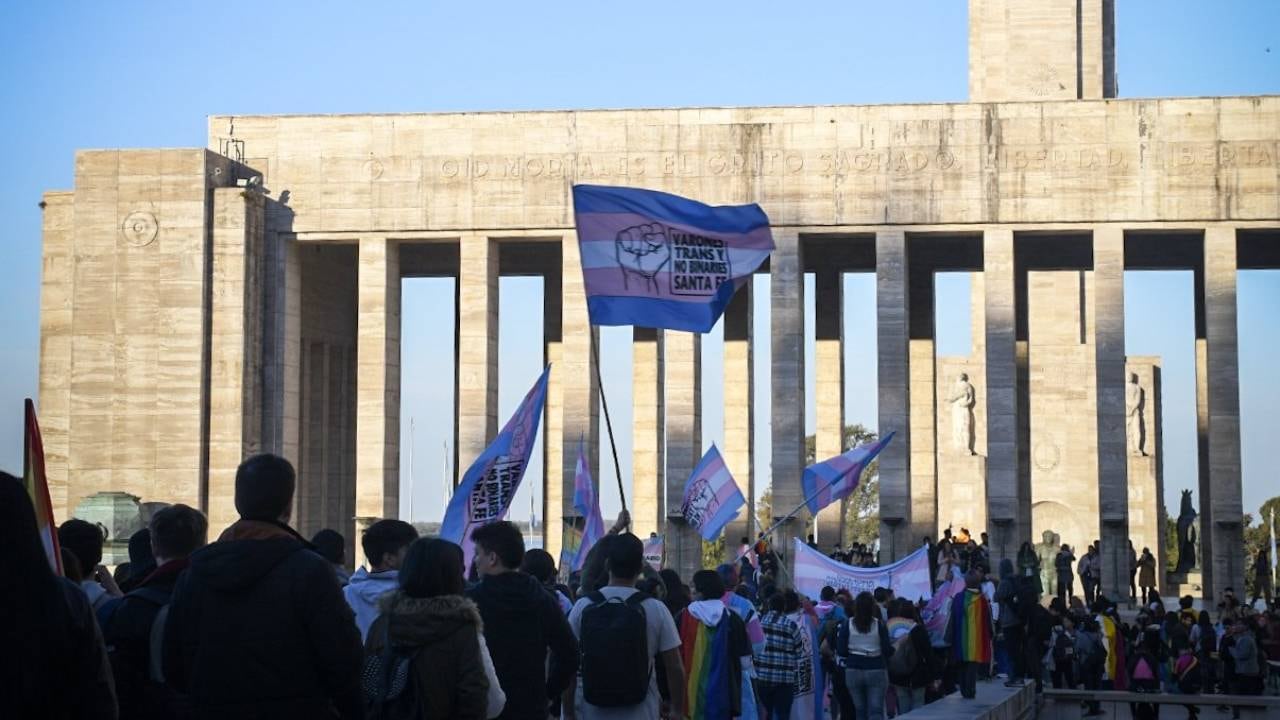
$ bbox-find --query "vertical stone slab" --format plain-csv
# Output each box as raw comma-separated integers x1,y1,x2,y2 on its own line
38,192,74,519
665,330,702,577
909,339,937,541
1093,227,1130,601
814,270,845,548
543,270,564,558
632,327,665,540
876,230,911,561
208,187,268,533
771,230,806,572
984,228,1025,570
457,235,498,482
722,285,753,561
356,238,401,540
1202,227,1243,596
1126,358,1164,585
281,237,302,467
560,232,599,563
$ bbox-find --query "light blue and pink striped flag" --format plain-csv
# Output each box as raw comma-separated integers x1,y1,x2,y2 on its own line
571,438,605,571
571,184,774,333
801,432,895,515
680,445,745,541
441,366,550,568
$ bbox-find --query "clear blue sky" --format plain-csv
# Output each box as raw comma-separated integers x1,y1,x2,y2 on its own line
1,1,1277,529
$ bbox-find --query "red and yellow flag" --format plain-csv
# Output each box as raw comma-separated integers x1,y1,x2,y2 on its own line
23,399,62,575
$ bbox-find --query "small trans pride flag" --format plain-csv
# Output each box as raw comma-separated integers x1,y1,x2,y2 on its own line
679,445,745,542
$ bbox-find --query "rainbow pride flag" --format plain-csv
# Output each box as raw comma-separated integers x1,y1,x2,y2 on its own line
678,612,734,720
23,399,61,575
949,589,992,663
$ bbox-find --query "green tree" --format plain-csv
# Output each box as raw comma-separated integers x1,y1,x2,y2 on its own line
1243,495,1279,599
702,536,726,571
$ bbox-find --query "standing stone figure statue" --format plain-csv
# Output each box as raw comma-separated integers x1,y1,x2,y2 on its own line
1175,489,1198,574
1126,372,1146,456
946,373,976,455
1036,530,1060,597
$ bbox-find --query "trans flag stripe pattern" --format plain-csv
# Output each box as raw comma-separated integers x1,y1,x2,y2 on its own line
572,184,774,333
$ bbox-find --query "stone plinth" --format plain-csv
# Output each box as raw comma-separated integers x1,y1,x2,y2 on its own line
938,454,989,537
73,491,144,566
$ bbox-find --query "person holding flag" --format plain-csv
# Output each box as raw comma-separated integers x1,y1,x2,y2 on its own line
441,366,550,569
571,438,605,573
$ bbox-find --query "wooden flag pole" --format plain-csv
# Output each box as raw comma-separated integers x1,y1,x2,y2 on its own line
589,327,629,519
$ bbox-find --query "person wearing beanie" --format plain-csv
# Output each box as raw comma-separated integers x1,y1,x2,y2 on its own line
163,454,363,719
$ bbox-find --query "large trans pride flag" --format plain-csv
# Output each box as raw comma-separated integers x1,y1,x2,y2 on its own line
441,367,550,567
571,184,774,333
801,432,894,515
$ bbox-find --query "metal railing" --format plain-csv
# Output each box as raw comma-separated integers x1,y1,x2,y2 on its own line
1040,689,1280,719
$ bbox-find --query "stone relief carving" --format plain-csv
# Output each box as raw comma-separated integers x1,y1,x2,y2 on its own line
120,210,158,247
945,373,976,455
1126,373,1147,456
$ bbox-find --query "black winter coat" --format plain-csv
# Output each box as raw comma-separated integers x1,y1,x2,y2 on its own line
467,572,578,720
102,559,186,720
162,521,364,720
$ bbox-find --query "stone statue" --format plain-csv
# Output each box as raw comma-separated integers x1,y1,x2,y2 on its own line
1126,373,1146,456
946,373,976,455
1175,489,1198,574
1036,529,1059,597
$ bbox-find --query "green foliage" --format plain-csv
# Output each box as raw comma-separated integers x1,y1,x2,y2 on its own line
1243,495,1279,599
702,536,726,571
803,424,880,548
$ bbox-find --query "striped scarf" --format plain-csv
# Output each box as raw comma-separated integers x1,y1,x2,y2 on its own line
951,589,993,663
679,611,733,720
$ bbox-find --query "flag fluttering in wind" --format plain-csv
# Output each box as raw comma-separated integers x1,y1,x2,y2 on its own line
24,399,62,575
801,432,895,515
679,445,745,541
441,367,550,567
1270,507,1277,588
571,438,605,572
572,184,773,333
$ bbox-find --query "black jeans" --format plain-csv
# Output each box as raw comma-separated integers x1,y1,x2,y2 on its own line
1081,667,1102,714
1051,665,1075,689
959,662,979,699
829,663,855,719
1057,573,1074,604
758,680,795,720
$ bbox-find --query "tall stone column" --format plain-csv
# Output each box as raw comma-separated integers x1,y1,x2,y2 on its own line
1200,227,1244,597
771,230,806,574
543,270,564,558
207,188,266,534
38,192,74,518
722,284,754,561
876,230,911,561
560,232,599,563
457,235,499,484
355,237,401,543
632,328,665,540
814,269,845,549
1093,226,1130,602
983,228,1026,571
665,330,702,578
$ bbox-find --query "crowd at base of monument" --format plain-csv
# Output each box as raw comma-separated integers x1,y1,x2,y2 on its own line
7,454,1279,720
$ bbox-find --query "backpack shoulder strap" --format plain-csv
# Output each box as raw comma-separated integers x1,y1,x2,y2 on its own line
586,590,607,605
624,592,647,608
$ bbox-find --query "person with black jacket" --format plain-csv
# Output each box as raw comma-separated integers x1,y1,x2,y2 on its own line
467,520,578,720
0,472,118,720
102,503,207,720
1054,545,1076,605
162,454,363,720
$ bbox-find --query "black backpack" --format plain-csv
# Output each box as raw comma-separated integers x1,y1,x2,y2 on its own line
579,591,651,707
103,586,190,717
360,618,422,720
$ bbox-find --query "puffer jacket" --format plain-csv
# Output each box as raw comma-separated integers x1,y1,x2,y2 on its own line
366,592,496,720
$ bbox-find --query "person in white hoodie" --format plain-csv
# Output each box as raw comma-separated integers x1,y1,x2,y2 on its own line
344,518,417,640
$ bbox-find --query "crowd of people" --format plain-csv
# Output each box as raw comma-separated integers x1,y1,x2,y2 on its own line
5,454,1279,719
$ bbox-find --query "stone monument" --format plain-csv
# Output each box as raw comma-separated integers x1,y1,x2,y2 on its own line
947,374,977,456
1126,373,1146,456
1036,529,1060,597
72,491,144,566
